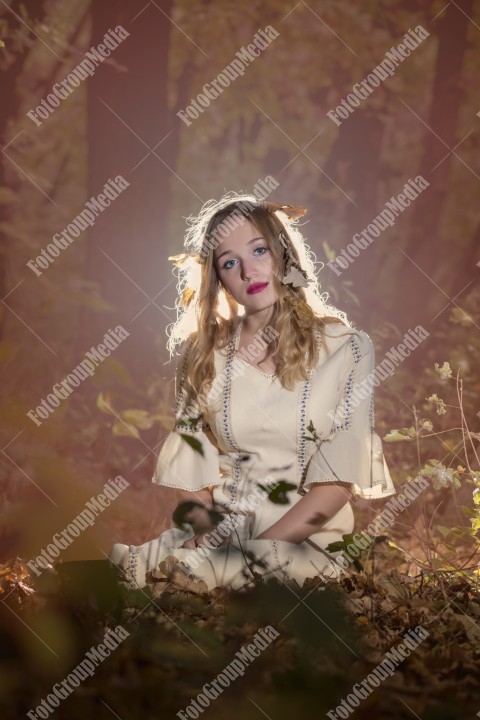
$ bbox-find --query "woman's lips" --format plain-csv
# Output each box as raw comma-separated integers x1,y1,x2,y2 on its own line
247,282,269,295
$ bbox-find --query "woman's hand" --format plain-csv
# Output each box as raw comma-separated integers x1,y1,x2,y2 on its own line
177,500,232,549
181,535,199,549
181,533,207,549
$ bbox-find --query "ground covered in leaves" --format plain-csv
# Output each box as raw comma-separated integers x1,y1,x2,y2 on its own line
1,539,479,720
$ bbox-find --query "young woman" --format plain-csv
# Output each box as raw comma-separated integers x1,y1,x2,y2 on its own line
108,192,396,590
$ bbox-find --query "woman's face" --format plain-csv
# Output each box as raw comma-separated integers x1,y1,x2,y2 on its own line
213,216,278,314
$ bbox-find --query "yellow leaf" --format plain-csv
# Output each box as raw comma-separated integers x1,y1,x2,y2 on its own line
322,240,336,262
449,307,473,326
112,421,140,438
96,392,114,414
121,409,155,429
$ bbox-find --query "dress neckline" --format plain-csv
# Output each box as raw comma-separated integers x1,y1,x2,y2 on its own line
234,353,277,378
232,316,278,378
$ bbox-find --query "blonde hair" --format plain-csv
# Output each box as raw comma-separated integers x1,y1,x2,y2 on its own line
166,191,352,416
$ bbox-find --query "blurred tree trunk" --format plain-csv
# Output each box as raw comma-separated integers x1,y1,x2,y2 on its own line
0,0,48,340
0,65,17,340
79,0,175,380
392,0,473,326
321,110,385,322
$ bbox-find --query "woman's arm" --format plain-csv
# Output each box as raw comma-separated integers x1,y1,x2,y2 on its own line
255,483,352,544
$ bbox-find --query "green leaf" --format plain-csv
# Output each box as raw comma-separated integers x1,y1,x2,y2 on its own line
434,361,453,380
470,517,480,532
263,481,297,505
421,461,460,489
436,525,452,537
326,540,348,553
176,415,202,429
179,433,204,456
383,427,416,442
426,393,447,415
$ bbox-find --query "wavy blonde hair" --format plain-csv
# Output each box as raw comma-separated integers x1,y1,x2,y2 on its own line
167,191,352,417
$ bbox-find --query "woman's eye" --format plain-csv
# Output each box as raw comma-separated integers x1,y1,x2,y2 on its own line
223,259,236,269
222,247,268,270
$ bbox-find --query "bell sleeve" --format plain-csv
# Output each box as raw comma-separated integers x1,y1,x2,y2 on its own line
151,338,223,492
301,330,396,500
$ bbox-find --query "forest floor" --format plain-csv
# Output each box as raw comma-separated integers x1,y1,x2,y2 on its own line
1,532,479,720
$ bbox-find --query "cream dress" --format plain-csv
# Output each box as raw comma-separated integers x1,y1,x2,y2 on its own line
108,319,396,590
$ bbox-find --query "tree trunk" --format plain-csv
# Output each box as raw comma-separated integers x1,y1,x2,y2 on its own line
391,0,473,326
0,0,47,339
80,0,175,380
320,110,385,323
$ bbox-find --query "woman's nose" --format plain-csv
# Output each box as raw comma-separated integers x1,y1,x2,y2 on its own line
241,259,257,280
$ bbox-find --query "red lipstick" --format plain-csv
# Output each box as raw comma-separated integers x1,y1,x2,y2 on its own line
247,282,269,295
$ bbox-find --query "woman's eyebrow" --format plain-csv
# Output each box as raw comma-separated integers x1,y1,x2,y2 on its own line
216,237,265,262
